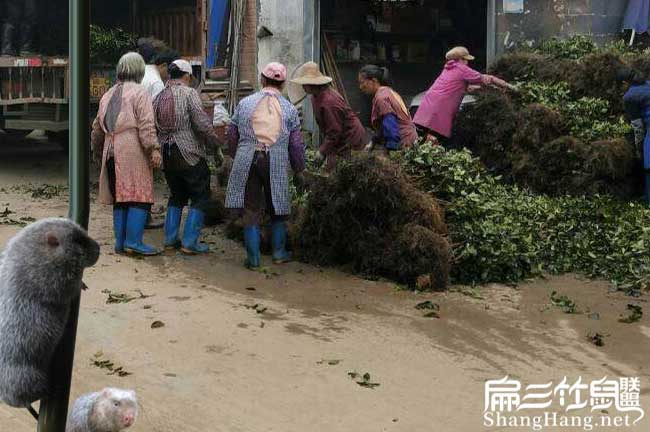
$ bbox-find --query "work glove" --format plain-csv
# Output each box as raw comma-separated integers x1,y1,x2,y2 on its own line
506,83,520,93
632,119,645,159
214,146,225,168
313,150,325,167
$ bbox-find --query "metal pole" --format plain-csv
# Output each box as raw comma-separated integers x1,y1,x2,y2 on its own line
37,0,90,430
486,0,497,68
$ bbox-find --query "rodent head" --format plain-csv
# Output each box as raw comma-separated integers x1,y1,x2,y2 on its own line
93,388,138,431
4,218,100,301
16,218,99,266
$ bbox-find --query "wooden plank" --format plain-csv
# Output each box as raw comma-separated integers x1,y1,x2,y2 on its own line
182,13,187,54
4,118,68,131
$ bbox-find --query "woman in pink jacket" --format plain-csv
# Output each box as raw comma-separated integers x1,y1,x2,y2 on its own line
92,52,163,256
413,47,514,144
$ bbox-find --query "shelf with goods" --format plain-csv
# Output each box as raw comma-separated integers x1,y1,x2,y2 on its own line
324,31,432,64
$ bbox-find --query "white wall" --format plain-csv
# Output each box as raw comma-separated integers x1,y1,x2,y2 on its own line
257,0,305,81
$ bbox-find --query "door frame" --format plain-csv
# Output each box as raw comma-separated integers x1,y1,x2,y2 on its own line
307,0,496,67
302,0,321,141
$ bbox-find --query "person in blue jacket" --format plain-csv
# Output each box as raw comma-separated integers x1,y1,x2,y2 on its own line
618,68,650,204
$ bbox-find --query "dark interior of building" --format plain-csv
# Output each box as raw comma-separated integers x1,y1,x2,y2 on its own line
92,0,201,57
320,0,487,124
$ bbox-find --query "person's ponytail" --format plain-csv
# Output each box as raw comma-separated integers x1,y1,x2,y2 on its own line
359,64,392,86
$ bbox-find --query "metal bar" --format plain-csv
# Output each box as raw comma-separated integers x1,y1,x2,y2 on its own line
486,0,497,67
37,0,89,430
41,67,45,99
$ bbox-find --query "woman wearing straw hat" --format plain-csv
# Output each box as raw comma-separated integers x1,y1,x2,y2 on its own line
413,46,515,145
290,62,366,172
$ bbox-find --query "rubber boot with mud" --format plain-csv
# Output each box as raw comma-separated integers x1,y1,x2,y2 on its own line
244,225,261,269
113,207,127,254
271,220,291,264
163,206,183,250
180,208,210,255
124,207,161,256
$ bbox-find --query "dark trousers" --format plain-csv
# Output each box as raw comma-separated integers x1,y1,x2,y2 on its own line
7,0,38,23
107,158,150,211
243,151,284,226
4,0,37,52
163,144,211,211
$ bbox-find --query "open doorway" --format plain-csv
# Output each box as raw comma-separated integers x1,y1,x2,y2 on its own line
319,0,488,125
91,0,205,59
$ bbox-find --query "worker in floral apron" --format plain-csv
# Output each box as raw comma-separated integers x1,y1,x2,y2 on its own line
91,52,163,256
226,62,305,269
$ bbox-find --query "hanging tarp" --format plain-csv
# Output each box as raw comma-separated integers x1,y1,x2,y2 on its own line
207,0,230,68
623,0,650,33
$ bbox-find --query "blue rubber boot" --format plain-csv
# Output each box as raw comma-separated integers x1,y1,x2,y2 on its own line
113,207,127,254
181,208,210,255
164,206,183,250
243,225,261,269
271,220,291,264
124,207,161,256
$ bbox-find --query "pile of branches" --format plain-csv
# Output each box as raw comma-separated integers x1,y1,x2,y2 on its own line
452,36,644,199
294,155,451,290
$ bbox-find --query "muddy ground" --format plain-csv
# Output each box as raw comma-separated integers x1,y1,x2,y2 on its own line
1,137,649,431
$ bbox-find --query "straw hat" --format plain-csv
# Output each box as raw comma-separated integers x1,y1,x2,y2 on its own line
287,62,334,104
290,62,333,86
446,46,475,61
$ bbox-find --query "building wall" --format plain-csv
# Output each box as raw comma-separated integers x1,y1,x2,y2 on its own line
495,0,628,55
257,0,306,83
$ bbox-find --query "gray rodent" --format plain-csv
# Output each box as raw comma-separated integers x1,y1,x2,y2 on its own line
0,218,100,408
66,388,138,432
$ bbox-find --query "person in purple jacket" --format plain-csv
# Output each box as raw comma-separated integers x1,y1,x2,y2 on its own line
413,47,515,145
